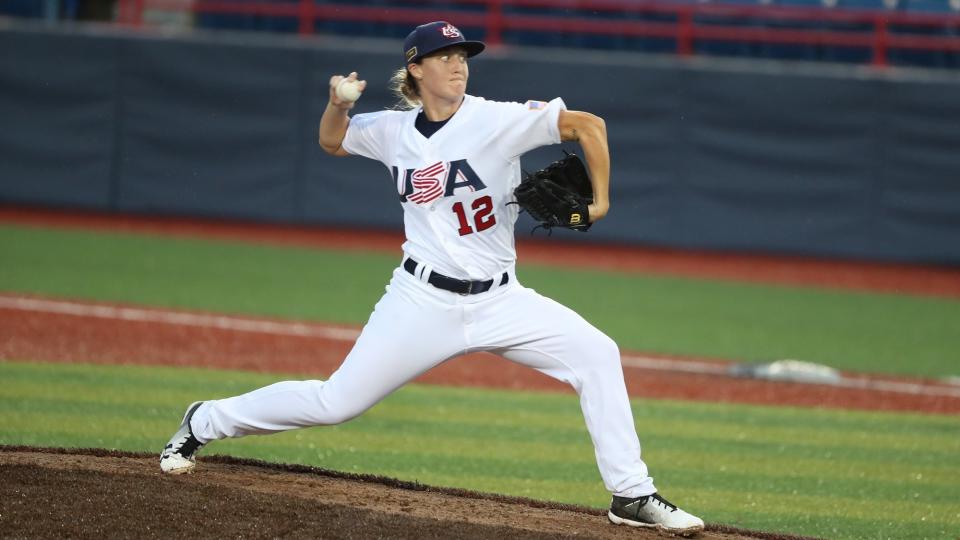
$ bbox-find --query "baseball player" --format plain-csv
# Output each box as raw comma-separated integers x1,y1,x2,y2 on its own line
160,21,704,536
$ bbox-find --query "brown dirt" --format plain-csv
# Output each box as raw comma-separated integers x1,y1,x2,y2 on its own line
2,206,959,298
0,447,815,540
2,298,959,414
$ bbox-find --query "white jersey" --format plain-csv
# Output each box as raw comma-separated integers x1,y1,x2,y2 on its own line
342,94,566,280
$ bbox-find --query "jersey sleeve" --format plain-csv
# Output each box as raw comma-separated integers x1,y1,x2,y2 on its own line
494,97,567,160
341,110,395,163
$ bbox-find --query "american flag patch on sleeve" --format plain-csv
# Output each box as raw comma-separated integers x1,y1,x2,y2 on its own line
525,100,547,110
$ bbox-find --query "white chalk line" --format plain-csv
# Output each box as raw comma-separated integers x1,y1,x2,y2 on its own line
822,376,960,398
621,355,960,398
0,295,361,341
3,295,958,399
620,356,729,375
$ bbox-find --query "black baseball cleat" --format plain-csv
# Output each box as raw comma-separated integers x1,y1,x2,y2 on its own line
608,492,705,536
159,401,206,474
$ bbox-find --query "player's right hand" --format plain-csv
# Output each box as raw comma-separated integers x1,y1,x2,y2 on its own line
328,72,366,110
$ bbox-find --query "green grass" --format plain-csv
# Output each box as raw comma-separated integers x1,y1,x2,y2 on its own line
2,360,958,539
2,224,959,377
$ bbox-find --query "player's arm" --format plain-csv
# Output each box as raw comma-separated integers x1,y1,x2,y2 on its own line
558,110,609,222
319,72,365,157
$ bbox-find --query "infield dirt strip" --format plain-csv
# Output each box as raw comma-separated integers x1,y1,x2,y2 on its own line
2,294,959,414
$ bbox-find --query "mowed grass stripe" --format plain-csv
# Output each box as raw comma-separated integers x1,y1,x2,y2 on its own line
5,397,957,491
700,495,957,540
5,362,959,463
8,409,955,505
0,225,391,323
2,361,958,539
6,370,958,461
3,224,960,377
631,399,960,433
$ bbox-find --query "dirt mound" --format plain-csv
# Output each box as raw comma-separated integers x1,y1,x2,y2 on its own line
0,446,814,540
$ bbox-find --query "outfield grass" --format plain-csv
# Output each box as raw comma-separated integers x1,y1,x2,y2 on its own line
2,224,959,377
2,360,958,539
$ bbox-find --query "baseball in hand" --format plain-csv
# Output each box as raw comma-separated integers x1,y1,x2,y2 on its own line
336,78,362,102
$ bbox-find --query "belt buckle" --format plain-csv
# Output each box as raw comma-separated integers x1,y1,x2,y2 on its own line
460,280,474,296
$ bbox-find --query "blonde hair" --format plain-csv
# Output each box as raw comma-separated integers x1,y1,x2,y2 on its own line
389,67,421,110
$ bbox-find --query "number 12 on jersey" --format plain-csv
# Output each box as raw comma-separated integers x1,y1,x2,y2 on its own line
452,195,496,236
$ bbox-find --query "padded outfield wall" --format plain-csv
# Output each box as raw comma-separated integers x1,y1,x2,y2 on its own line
1,24,959,264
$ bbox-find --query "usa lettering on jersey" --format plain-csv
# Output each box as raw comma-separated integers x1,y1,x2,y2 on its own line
393,159,487,204
341,95,566,277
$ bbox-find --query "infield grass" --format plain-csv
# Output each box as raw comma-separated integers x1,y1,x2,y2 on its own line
2,360,958,540
2,224,960,378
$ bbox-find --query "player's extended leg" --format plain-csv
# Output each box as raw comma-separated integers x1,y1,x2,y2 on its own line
475,285,704,535
478,287,649,495
160,268,467,473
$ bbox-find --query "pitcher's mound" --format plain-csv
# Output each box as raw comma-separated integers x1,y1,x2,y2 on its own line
0,447,810,539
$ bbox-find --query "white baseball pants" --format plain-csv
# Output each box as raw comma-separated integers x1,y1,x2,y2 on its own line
190,263,657,497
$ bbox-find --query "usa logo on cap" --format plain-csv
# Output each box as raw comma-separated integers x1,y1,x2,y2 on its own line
402,21,486,64
440,24,462,39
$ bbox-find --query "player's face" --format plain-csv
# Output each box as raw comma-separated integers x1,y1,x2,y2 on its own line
414,47,469,101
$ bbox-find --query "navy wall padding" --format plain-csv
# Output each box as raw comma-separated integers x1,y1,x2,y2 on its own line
0,32,116,207
1,27,959,264
298,52,407,228
116,40,303,220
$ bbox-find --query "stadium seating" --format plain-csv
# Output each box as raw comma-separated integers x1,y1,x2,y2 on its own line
2,0,956,67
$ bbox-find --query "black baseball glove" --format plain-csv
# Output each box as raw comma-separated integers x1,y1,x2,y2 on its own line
514,152,593,232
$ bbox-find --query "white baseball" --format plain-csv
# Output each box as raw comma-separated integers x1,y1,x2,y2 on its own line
336,78,362,102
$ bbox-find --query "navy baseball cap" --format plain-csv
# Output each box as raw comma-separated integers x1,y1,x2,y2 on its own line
403,21,486,64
